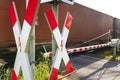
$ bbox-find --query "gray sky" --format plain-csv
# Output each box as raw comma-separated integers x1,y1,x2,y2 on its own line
75,0,120,18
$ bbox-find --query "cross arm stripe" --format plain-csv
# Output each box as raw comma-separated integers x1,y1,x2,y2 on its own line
66,61,74,73
49,68,58,80
45,8,58,31
65,12,73,30
61,12,72,45
24,0,40,26
9,2,17,27
11,70,18,80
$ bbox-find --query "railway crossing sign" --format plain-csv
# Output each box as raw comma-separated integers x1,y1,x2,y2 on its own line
61,0,75,5
45,8,75,80
9,0,40,80
41,0,53,3
41,0,74,5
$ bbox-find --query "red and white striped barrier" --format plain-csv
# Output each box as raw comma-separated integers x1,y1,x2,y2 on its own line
44,42,111,57
68,42,111,53
45,8,75,80
9,0,40,80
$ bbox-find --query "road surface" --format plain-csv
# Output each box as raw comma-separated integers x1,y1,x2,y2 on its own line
67,54,120,80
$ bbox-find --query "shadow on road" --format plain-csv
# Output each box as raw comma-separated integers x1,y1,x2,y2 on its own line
69,53,120,80
79,57,119,80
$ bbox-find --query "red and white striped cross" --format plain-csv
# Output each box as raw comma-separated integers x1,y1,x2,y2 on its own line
9,0,40,80
45,9,75,80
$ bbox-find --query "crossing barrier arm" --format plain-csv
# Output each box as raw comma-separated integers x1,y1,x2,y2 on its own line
44,42,111,57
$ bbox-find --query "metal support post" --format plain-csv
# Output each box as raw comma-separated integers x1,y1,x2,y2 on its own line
29,26,35,75
52,3,58,63
26,0,35,79
111,39,118,57
113,47,117,57
43,45,47,53
52,3,66,73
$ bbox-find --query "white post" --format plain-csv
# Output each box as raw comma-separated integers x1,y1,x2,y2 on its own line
111,39,118,57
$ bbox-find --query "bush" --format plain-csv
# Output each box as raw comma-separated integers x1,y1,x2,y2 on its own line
18,52,51,80
35,52,51,80
0,65,11,80
0,45,52,80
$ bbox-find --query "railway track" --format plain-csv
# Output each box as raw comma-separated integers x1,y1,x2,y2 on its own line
0,45,112,68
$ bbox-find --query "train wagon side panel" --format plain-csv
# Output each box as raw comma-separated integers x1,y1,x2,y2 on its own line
0,1,113,46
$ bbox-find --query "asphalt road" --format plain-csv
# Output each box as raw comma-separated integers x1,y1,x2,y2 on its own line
67,54,120,80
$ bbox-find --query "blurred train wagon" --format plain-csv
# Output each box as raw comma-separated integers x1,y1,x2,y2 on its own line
0,0,113,47
113,18,120,38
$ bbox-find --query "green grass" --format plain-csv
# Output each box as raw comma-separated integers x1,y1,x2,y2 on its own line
115,55,120,61
103,50,113,59
103,49,120,61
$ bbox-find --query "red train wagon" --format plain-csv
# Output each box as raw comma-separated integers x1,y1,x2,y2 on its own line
0,0,113,47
